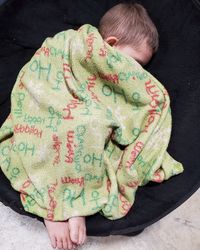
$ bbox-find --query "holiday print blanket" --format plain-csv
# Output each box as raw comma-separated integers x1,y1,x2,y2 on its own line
0,24,184,221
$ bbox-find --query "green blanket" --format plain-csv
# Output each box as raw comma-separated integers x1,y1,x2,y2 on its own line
0,24,184,221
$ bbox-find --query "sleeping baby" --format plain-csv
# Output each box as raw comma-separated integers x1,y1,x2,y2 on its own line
1,2,183,250
43,2,159,250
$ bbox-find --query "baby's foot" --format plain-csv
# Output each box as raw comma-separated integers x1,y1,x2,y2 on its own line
68,216,87,246
44,219,77,249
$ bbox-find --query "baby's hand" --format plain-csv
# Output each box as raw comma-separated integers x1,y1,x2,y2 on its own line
44,219,76,249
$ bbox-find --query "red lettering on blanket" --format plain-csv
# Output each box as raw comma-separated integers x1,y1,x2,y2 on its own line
18,70,25,89
99,48,107,57
98,72,119,84
47,180,58,220
127,180,139,188
107,179,111,192
71,90,79,100
87,75,101,102
151,170,163,183
142,112,156,133
85,33,96,62
19,179,32,202
63,99,83,120
126,141,144,169
145,79,160,108
99,43,107,57
61,176,84,187
35,46,50,57
116,153,123,170
19,82,24,89
161,89,168,111
63,63,71,73
65,130,75,163
142,79,162,133
14,124,43,138
63,63,71,80
22,179,32,189
20,193,27,202
119,193,132,215
52,134,62,166
119,184,126,195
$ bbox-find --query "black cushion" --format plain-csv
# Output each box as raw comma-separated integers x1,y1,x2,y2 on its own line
0,0,199,236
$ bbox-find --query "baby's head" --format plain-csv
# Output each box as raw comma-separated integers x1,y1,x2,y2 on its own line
99,3,159,66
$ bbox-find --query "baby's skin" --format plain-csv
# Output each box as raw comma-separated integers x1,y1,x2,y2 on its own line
44,39,153,250
44,217,86,249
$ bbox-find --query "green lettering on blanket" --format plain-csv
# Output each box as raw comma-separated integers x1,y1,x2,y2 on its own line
29,59,51,81
52,71,65,91
46,106,62,132
102,84,127,103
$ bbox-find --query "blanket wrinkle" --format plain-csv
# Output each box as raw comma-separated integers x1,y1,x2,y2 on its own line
0,24,184,221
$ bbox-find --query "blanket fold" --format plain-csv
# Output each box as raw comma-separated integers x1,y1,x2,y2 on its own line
0,24,184,221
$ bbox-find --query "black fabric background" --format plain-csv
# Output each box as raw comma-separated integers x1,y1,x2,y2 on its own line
0,0,199,236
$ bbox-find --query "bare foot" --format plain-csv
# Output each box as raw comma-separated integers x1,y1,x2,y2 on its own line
44,219,77,249
68,216,87,246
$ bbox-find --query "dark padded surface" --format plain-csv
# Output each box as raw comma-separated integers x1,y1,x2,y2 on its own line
0,0,199,236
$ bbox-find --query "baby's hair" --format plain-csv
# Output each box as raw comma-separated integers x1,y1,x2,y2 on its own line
99,2,159,52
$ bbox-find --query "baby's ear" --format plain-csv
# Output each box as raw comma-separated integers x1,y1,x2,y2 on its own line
104,36,118,47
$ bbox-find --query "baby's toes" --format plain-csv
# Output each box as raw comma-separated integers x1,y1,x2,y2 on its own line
78,227,86,245
62,237,71,250
82,231,87,245
65,235,74,250
55,238,63,249
69,226,79,244
50,234,57,249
